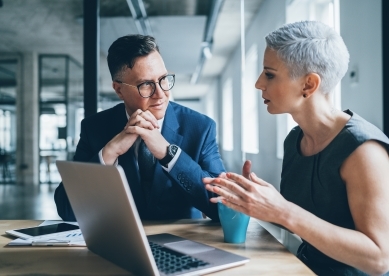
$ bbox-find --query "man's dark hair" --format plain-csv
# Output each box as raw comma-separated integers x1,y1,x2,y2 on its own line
107,34,160,81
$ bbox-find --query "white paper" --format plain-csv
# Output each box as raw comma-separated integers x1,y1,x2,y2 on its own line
7,220,86,247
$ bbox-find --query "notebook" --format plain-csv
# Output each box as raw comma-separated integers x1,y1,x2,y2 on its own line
56,160,249,276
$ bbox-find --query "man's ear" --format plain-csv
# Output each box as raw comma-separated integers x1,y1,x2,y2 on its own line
112,81,124,100
302,73,321,98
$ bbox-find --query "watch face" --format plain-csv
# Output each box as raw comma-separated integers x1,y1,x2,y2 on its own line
169,144,178,156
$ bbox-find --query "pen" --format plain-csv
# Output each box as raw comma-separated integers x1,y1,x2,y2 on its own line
32,241,70,246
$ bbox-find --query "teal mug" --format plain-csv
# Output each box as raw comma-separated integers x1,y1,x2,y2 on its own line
218,202,250,243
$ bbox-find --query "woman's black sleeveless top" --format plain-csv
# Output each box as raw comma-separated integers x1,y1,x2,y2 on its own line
281,110,389,275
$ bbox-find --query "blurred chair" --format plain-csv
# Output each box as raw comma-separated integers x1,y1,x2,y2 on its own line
0,149,12,183
40,151,58,184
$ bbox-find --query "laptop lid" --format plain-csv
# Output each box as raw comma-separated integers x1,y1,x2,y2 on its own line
56,161,248,276
56,160,158,275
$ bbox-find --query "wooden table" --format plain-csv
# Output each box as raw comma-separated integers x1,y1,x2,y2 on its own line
0,219,314,275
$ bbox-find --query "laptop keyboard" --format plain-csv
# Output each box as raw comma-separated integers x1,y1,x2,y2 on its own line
149,241,210,275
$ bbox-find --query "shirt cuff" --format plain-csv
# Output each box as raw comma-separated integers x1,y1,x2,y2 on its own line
161,147,182,172
99,149,118,166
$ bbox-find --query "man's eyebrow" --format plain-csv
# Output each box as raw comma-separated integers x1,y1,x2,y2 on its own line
264,66,277,71
136,72,169,83
136,78,152,83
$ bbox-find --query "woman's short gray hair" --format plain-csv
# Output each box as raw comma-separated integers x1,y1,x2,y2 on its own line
265,21,349,94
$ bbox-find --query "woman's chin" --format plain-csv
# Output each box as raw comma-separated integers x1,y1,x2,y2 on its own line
266,106,277,114
267,107,283,115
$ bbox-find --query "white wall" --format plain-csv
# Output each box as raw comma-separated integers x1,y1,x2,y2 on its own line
202,79,219,125
219,47,243,172
340,0,382,129
202,79,221,144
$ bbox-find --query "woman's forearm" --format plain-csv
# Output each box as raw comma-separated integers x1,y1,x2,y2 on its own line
279,201,389,276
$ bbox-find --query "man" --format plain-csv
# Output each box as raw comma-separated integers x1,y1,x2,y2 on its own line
54,34,225,221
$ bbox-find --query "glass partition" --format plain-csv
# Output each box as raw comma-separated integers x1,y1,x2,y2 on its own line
67,57,84,160
39,55,83,184
0,59,17,184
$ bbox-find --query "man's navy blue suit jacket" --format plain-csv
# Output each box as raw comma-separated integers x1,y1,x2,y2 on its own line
54,101,225,221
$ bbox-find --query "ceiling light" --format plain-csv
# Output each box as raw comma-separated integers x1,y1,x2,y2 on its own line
126,0,153,35
203,46,212,59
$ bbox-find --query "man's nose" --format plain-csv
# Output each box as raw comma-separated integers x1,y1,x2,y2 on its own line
152,83,165,98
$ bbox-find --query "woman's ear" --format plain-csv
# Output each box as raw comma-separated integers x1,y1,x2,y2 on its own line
302,73,321,98
112,81,124,100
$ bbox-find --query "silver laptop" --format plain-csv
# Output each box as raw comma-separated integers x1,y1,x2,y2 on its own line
56,160,249,276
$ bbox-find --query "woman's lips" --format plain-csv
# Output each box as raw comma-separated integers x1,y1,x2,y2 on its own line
264,99,270,104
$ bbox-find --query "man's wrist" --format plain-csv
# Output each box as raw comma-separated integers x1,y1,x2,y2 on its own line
159,144,179,167
102,147,119,165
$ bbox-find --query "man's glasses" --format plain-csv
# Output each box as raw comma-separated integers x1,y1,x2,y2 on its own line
115,74,175,98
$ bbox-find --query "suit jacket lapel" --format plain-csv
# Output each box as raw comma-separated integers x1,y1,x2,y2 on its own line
161,102,183,146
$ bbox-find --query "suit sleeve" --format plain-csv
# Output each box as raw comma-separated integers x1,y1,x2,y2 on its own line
167,120,225,221
54,119,101,221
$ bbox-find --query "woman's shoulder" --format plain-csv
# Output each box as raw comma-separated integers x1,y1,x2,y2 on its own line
343,109,389,147
284,126,302,145
283,126,302,155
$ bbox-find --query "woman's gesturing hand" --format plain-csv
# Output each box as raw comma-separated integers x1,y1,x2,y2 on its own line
203,169,290,225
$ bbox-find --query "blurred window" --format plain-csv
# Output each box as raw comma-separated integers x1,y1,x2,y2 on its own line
241,44,259,154
222,78,234,151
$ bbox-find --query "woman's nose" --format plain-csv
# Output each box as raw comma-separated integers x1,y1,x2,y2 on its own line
255,73,265,91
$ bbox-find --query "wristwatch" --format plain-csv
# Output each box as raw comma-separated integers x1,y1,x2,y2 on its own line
159,144,179,167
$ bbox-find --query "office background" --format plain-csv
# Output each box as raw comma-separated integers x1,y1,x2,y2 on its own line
0,0,388,255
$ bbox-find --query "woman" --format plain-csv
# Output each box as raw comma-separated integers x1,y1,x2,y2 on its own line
204,21,389,276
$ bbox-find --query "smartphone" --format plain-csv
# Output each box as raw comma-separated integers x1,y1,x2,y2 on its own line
6,223,80,240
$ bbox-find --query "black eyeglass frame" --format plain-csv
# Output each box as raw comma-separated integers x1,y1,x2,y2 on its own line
115,74,175,98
